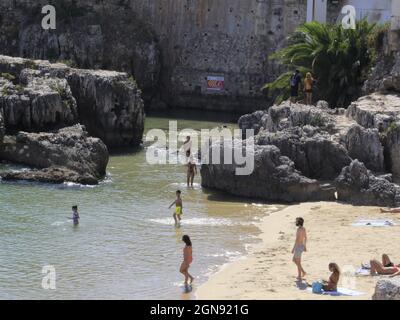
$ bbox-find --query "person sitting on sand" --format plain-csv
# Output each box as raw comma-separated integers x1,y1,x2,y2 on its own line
380,207,400,213
69,205,80,225
169,190,183,225
369,255,400,276
292,217,307,280
322,263,340,291
180,235,194,287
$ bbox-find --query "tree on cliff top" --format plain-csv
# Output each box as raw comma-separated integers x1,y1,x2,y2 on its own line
263,20,378,108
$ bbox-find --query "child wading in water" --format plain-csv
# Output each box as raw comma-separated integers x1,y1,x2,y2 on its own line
292,217,307,280
180,235,194,287
69,205,80,225
169,190,183,225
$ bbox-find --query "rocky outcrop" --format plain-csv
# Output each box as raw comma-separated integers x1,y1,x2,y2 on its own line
202,96,400,205
257,127,351,180
238,110,268,136
0,55,145,148
0,70,78,132
201,142,335,203
0,2,161,105
0,125,108,185
1,166,98,185
335,160,400,207
373,278,400,300
346,93,400,130
344,124,384,173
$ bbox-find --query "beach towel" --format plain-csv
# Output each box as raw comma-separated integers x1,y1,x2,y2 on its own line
351,219,396,227
355,268,371,276
307,287,365,297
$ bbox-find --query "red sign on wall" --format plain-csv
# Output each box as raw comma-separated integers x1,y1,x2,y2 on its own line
207,76,225,91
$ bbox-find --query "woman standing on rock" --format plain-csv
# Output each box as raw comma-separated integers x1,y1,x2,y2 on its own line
304,72,315,105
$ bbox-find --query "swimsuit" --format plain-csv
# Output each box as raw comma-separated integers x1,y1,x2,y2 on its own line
293,244,305,258
176,206,182,216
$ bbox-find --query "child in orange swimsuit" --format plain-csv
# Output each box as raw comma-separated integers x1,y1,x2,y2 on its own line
180,235,194,286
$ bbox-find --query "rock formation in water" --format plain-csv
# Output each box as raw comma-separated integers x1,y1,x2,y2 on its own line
201,142,335,203
373,278,400,300
0,55,145,148
0,125,108,185
201,92,400,205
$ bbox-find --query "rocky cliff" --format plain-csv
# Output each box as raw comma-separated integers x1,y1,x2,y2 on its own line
0,0,161,105
201,93,400,206
0,0,309,112
0,55,145,148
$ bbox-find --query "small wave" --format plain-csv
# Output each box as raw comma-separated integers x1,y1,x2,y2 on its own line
51,220,69,226
148,217,249,227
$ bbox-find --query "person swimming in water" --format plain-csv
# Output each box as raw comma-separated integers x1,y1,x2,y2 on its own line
186,152,197,188
69,205,80,225
169,190,183,225
180,235,194,287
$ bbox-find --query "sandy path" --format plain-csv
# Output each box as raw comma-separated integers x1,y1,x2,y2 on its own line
196,202,400,300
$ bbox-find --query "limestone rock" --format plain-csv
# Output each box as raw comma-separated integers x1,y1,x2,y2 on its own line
373,278,400,300
344,124,384,172
335,160,400,207
238,110,268,136
0,55,145,148
257,127,351,180
1,166,99,185
200,142,335,203
0,125,108,184
345,93,400,130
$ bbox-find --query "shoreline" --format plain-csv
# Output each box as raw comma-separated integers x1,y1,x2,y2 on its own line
195,201,400,300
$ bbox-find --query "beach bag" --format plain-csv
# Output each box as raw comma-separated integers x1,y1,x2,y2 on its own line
312,282,323,294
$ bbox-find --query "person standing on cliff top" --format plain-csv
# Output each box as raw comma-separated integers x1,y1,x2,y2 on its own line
292,217,307,280
290,70,302,104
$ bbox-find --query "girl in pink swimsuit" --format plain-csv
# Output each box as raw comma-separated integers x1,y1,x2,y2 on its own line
180,235,194,286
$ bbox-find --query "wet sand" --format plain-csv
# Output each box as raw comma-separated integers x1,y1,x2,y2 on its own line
196,202,400,300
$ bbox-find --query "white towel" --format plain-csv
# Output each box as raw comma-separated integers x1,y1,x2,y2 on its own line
307,287,365,296
351,219,396,227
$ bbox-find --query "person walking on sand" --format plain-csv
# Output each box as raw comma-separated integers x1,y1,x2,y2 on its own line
292,217,307,280
289,70,302,104
186,152,197,188
69,205,80,225
180,235,194,287
304,72,314,105
169,190,183,225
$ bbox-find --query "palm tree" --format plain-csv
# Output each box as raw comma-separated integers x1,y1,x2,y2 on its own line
263,19,377,108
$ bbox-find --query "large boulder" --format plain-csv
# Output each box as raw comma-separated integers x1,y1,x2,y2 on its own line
344,124,385,172
266,102,336,133
0,70,78,132
257,127,351,180
335,160,400,207
0,55,145,148
0,125,108,184
201,141,335,203
238,110,268,136
345,93,400,130
385,122,400,177
373,278,400,300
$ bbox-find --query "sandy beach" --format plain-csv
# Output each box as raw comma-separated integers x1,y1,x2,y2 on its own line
196,202,400,300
